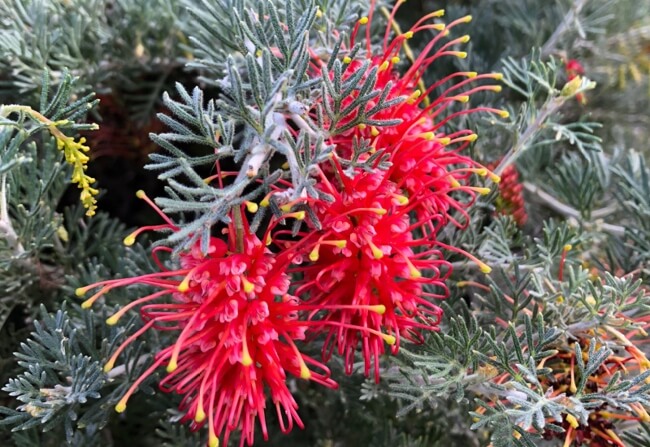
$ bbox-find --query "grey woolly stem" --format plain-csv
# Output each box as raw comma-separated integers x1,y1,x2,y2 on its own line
541,0,589,58
494,97,564,177
523,182,625,236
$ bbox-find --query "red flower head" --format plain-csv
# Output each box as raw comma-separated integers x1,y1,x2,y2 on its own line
77,192,336,447
287,159,451,382
315,1,506,228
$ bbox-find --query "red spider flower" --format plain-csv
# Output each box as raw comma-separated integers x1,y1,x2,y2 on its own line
314,1,506,228
77,192,338,447
283,157,453,382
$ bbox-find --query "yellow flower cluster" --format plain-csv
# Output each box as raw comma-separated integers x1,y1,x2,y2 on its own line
50,121,99,216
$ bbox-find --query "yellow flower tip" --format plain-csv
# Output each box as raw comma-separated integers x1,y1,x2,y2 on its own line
433,9,445,17
333,240,347,249
371,245,384,260
490,85,503,92
431,23,446,31
460,35,471,43
449,177,461,188
75,287,87,297
455,51,468,59
195,407,206,423
358,17,368,25
456,281,469,287
242,277,255,294
135,190,146,199
383,334,396,345
309,248,319,262
357,123,367,130
421,131,435,141
563,244,573,251
241,351,253,367
410,267,422,279
106,315,120,326
265,234,273,246
379,61,390,72
475,187,491,195
498,110,510,118
566,414,579,429
166,359,178,373
103,360,115,374
244,201,258,213
343,56,352,64
280,204,292,212
299,363,311,380
370,126,380,137
281,161,290,169
455,95,470,103
369,304,386,315
461,15,473,23
115,401,127,413
373,208,387,215
209,433,220,447
395,194,409,205
403,31,414,39
260,197,270,207
479,262,492,274
81,299,95,309
438,137,451,145
293,211,306,220
123,234,136,246
391,56,400,64
466,71,478,78
489,173,501,183
315,7,322,18
475,168,488,176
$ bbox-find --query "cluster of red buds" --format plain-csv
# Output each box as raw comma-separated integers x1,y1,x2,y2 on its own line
488,162,527,226
77,2,505,446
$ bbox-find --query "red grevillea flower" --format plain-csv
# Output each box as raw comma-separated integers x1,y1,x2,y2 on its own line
287,158,450,381
77,192,340,447
565,59,587,104
315,2,506,229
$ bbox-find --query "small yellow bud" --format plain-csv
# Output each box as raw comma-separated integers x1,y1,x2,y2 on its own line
357,123,367,130
455,95,470,103
115,401,127,413
383,334,396,345
370,126,380,137
461,15,472,23
106,315,120,326
343,56,352,64
242,351,253,367
209,433,220,447
103,360,115,373
244,201,258,213
561,75,583,97
431,24,446,31
167,359,178,373
369,305,386,314
309,247,320,262
300,363,311,379
379,61,390,72
403,31,414,39
459,35,470,43
566,414,579,429
479,262,492,274
123,235,136,246
135,190,146,199
195,406,206,423
498,110,510,118
454,51,467,59
75,287,87,297
563,244,573,251
466,72,478,78
242,277,255,293
391,56,400,64
359,17,368,25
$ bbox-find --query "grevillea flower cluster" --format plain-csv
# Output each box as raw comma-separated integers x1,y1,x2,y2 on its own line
78,2,505,446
